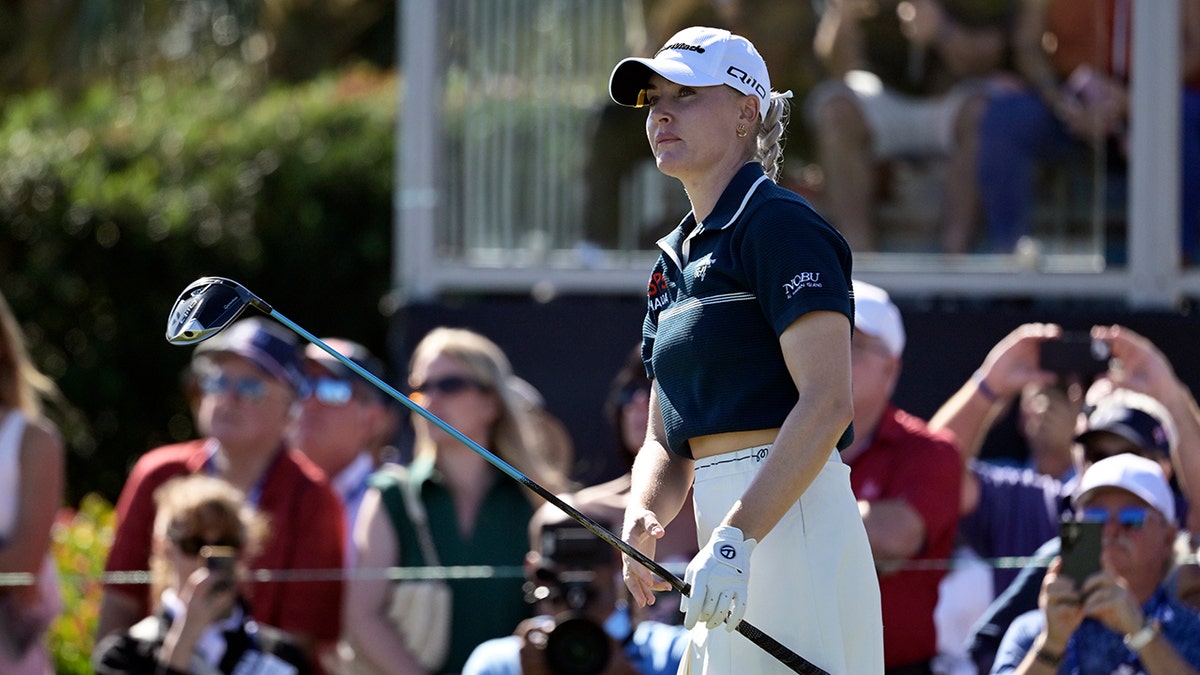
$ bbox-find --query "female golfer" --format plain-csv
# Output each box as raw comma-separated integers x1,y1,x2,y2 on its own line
609,26,884,674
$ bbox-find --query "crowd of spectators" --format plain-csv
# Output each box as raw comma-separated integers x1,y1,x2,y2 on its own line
582,0,1199,258
72,296,1200,674
2,278,1199,675
10,3,1200,674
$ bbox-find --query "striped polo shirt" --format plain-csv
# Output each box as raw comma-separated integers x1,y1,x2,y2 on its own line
642,162,855,459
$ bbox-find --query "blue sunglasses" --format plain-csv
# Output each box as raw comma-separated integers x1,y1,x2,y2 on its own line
1077,506,1153,530
199,374,269,402
304,377,356,406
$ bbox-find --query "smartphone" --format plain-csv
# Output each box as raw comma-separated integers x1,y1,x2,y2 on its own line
1059,520,1102,584
1040,332,1110,376
200,545,238,592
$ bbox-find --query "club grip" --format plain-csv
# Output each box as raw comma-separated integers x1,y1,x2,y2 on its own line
735,620,830,675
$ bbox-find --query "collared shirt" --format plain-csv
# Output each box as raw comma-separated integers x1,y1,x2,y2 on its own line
642,162,855,458
992,586,1200,673
332,451,376,568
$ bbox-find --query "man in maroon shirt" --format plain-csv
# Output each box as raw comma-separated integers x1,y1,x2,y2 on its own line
842,280,964,674
96,317,345,668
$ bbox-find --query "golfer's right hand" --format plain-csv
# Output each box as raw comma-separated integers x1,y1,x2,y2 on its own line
621,508,671,608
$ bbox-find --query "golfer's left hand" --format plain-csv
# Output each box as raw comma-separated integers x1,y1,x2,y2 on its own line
682,526,757,631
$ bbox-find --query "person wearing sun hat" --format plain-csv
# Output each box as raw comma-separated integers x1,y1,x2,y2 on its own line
97,317,345,673
193,316,309,393
952,389,1188,674
931,323,1200,672
610,24,882,675
992,453,1200,673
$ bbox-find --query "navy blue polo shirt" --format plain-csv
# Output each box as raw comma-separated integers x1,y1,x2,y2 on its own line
642,162,855,459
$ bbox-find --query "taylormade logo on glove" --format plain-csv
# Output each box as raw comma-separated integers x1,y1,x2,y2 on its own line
682,525,757,631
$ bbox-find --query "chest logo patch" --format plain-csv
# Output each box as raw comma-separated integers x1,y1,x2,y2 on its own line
783,272,822,299
693,253,715,282
648,271,672,311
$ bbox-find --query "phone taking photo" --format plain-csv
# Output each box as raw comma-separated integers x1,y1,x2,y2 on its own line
1059,519,1102,585
201,545,238,592
1040,332,1111,376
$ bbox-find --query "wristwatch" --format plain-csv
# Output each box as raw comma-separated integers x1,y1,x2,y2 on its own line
1124,618,1161,652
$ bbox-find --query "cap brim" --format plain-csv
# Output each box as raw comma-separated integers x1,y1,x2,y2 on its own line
1075,427,1160,455
608,56,721,107
1074,482,1174,523
198,346,299,390
307,354,354,379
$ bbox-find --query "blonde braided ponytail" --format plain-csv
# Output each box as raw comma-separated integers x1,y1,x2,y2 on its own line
755,91,792,182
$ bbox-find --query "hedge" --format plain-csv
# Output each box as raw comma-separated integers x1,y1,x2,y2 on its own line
1,66,397,504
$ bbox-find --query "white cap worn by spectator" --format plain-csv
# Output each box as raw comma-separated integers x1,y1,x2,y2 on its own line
609,26,772,120
1073,453,1176,525
852,280,906,358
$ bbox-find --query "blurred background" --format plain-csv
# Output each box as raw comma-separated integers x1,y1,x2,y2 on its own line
4,0,1196,505
3,2,1200,669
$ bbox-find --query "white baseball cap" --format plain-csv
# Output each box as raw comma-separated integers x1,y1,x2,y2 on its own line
1074,453,1176,524
852,280,905,358
609,26,771,121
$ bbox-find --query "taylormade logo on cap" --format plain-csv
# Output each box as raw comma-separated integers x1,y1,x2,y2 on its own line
662,42,705,54
608,26,771,120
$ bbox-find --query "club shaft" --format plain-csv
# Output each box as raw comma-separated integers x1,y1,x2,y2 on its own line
267,311,679,585
267,309,828,675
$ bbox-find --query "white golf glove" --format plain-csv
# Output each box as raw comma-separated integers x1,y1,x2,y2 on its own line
681,525,757,631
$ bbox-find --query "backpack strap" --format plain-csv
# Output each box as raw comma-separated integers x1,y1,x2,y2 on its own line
371,465,442,568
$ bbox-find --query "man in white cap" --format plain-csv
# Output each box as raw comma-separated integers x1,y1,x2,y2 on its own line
930,321,1200,672
992,453,1200,673
842,279,964,673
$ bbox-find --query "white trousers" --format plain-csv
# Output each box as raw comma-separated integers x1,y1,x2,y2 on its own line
681,446,884,675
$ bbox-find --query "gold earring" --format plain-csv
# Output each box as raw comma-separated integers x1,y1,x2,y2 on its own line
736,125,748,138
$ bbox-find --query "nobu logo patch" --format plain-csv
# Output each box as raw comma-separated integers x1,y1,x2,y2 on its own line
783,272,822,299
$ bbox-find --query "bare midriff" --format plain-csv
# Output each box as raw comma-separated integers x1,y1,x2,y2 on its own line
689,428,779,460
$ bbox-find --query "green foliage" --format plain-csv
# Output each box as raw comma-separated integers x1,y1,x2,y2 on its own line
48,494,115,675
0,0,395,96
0,66,397,504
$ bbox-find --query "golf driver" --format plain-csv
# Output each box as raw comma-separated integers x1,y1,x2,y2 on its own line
166,276,828,675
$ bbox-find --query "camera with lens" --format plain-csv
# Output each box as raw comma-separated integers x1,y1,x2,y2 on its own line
523,522,617,675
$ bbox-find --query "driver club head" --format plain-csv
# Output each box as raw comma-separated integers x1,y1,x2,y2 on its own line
166,277,270,345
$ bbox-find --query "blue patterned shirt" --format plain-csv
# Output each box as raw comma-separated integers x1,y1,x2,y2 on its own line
992,586,1200,674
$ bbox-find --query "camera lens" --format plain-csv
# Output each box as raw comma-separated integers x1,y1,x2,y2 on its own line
544,614,611,675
